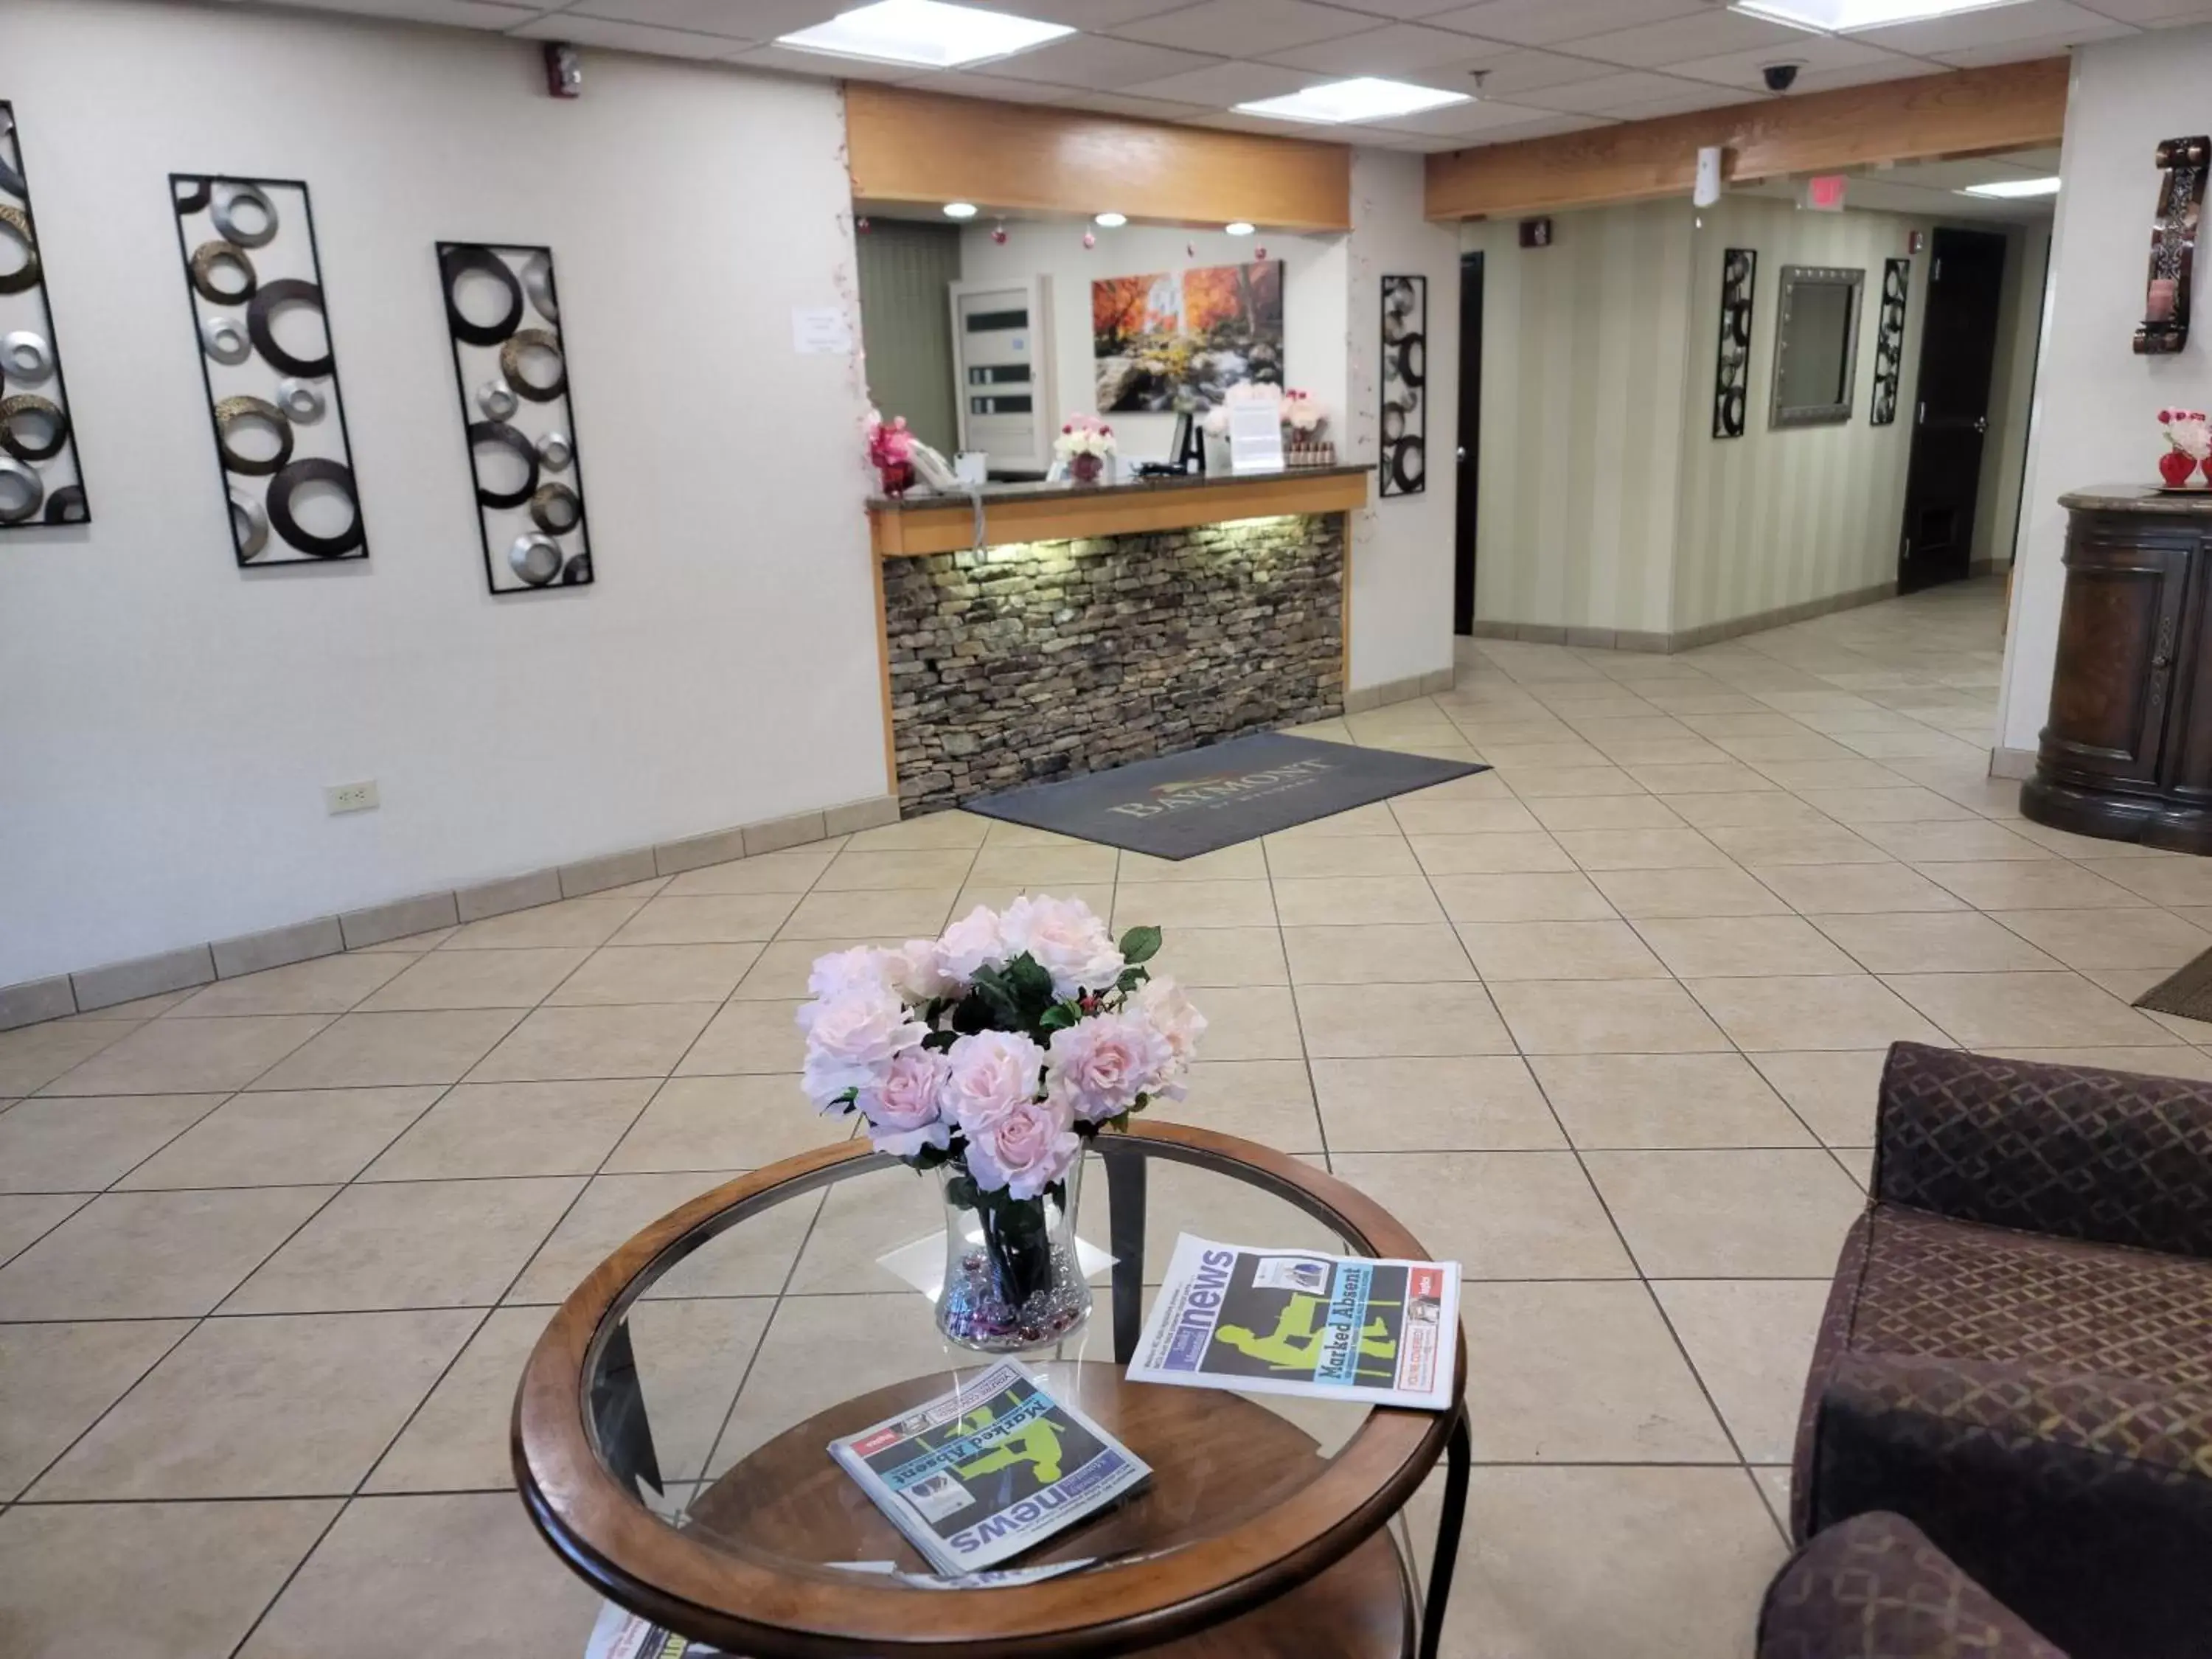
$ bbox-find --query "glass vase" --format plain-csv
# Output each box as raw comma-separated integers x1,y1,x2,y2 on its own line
936,1154,1091,1353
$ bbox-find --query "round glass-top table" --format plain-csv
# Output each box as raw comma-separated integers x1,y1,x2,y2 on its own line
514,1121,1470,1657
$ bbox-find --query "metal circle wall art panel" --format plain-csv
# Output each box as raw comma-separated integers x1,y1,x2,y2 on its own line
437,243,593,596
1711,248,1758,440
0,105,87,529
173,174,364,566
1869,257,1910,428
1379,274,1427,498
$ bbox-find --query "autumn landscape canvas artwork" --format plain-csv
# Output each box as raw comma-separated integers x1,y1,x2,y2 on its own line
1092,260,1284,414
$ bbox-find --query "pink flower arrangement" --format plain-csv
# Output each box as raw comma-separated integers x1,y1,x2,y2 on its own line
865,408,916,470
2160,408,2211,461
796,896,1203,1197
1053,412,1117,462
1280,389,1326,437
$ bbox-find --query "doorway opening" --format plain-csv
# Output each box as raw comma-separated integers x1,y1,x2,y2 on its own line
1899,226,2008,594
1453,250,1484,636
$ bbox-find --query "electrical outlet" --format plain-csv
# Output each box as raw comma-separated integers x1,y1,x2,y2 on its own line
324,780,379,815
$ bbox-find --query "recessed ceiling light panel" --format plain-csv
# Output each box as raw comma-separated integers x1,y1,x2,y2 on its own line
1234,77,1470,125
1959,175,2060,198
1731,0,2031,32
777,0,1072,69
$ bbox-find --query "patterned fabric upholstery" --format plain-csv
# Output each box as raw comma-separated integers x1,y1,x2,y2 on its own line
1874,1040,2212,1259
1759,1512,2066,1659
1793,1043,2212,1659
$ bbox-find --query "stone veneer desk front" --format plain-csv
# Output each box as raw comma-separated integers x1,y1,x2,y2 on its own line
867,466,1371,815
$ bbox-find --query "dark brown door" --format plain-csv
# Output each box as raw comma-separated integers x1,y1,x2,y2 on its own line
1453,251,1483,637
1898,228,2008,594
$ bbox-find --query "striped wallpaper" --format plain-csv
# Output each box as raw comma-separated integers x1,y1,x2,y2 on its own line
1465,195,2042,642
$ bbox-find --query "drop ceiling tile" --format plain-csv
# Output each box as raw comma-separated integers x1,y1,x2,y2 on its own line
2073,0,2211,16
1665,35,1913,88
978,33,1221,86
1854,0,2126,53
905,69,1080,100
278,0,538,24
559,0,841,37
1931,26,2130,61
1423,0,1708,48
1118,57,1319,102
510,12,745,55
964,0,1200,24
723,40,926,78
1513,67,1711,111
1061,89,1221,119
1112,0,1383,55
1565,7,1816,65
1261,20,1516,72
1314,0,1496,17
1366,94,1602,135
1464,46,1622,93
1600,83,1767,119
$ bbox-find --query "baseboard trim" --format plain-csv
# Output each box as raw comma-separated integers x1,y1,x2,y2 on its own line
1345,666,1455,713
0,792,905,1034
1471,581,1899,657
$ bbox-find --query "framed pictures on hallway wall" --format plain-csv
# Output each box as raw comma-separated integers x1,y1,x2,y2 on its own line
0,102,88,529
170,174,366,565
437,241,593,594
1380,274,1425,497
1711,248,1756,439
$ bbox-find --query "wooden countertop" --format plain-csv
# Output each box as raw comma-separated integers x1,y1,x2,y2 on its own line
2060,483,2212,516
868,465,1371,557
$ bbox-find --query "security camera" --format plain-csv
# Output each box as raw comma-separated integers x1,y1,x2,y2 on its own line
1761,61,1801,92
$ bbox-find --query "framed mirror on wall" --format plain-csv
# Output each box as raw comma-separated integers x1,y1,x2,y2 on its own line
1770,265,1865,429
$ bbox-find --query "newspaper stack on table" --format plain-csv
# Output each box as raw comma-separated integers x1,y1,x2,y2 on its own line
1126,1234,1460,1411
829,1357,1150,1577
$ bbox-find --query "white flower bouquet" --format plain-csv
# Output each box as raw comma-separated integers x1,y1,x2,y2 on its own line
797,895,1204,1347
1051,413,1119,462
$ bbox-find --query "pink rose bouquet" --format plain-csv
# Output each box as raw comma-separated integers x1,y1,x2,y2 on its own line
796,895,1203,1331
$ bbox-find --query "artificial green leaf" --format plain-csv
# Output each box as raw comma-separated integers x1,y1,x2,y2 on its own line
1119,925,1162,964
1005,953,1054,1010
1039,1003,1079,1032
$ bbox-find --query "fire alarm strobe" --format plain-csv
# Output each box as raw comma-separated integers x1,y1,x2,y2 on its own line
543,41,582,99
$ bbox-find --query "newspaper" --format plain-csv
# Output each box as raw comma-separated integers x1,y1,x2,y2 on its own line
828,1358,1150,1576
585,1602,720,1659
1126,1234,1460,1411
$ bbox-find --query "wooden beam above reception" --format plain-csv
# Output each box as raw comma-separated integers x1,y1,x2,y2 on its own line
868,466,1371,557
844,85,1352,233
1425,58,2070,222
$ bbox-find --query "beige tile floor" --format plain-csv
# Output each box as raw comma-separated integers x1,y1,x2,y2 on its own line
5,575,2210,1658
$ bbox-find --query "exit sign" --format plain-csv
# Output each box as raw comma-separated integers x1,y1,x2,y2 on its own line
1805,174,1848,212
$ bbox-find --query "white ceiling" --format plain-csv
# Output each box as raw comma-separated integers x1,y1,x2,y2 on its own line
236,0,2212,151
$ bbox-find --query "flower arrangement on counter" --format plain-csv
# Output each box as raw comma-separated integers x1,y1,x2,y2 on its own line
866,408,917,497
1054,412,1118,484
2158,408,2211,487
1281,388,1335,467
1200,379,1279,439
796,896,1204,1349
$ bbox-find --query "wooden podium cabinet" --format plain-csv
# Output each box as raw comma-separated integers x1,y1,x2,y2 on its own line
2023,486,2212,850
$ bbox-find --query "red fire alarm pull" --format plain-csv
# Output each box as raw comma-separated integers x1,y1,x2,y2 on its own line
1806,174,1847,212
2136,134,2207,355
1518,217,1553,248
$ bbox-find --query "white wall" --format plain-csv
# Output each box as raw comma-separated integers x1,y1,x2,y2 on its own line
956,220,1347,465
1344,148,1460,689
1997,27,2212,755
0,0,881,985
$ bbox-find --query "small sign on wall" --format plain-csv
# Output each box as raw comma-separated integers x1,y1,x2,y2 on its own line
1804,175,1848,212
790,307,852,355
1518,218,1553,248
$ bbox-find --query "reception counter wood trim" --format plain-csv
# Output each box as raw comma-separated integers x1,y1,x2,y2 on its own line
845,85,1352,234
2022,485,2212,851
867,465,1371,557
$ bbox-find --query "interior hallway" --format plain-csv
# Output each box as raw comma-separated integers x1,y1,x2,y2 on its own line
5,575,2211,1658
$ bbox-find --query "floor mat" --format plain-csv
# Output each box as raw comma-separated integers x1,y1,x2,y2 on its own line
960,732,1486,860
2133,947,2212,1023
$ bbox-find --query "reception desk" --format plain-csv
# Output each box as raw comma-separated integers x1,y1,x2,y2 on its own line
867,467,1370,814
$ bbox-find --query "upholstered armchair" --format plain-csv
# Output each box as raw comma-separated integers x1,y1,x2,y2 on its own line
1759,1512,2065,1659
1792,1041,2212,1659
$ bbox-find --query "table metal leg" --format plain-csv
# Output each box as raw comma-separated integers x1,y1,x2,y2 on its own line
1102,1145,1148,1365
1419,1403,1472,1659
